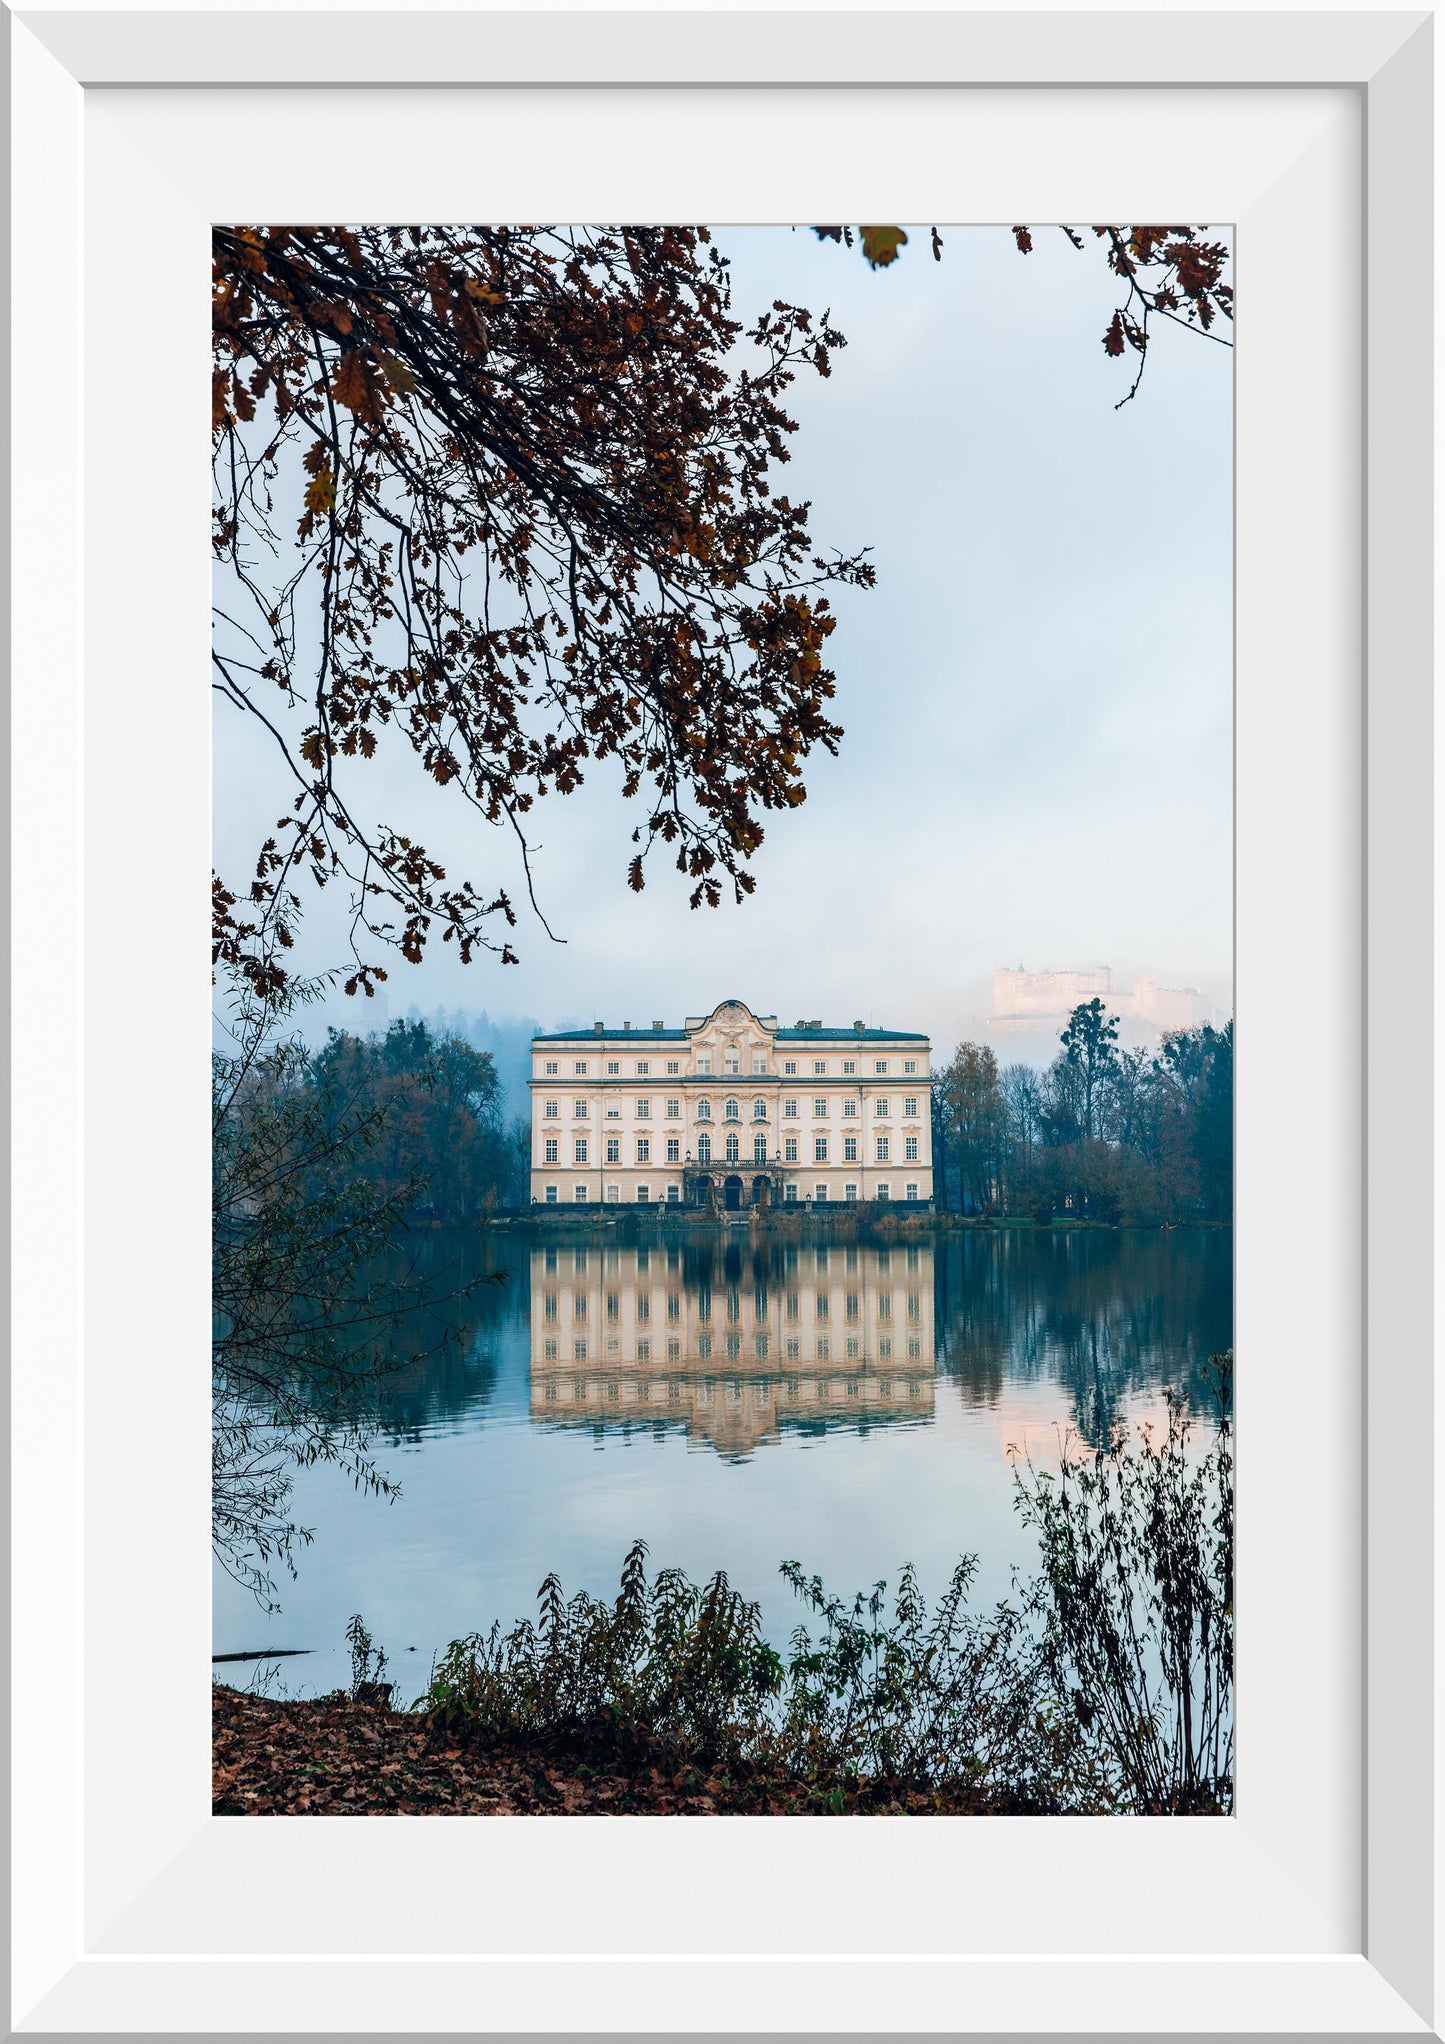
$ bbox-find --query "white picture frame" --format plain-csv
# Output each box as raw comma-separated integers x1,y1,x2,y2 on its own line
3,6,1434,2036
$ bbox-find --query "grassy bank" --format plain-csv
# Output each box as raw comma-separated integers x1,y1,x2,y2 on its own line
485,1206,1231,1239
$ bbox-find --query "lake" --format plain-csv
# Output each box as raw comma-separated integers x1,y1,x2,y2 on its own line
212,1221,1233,1699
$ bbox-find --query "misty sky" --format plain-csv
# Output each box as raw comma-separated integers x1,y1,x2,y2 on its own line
212,224,1233,1054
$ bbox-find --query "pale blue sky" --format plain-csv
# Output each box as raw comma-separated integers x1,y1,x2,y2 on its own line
213,224,1233,1054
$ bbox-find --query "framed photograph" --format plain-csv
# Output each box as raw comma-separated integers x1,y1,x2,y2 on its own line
5,6,1433,2037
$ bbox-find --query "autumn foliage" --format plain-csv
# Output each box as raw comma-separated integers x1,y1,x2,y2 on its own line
213,225,872,994
1011,224,1232,405
212,221,1230,998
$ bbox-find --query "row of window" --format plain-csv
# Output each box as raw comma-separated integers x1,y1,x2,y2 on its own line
540,1242,923,1274
545,1290,923,1322
540,1055,923,1079
543,1095,922,1123
541,1345,926,1371
542,1182,923,1204
547,1132,922,1167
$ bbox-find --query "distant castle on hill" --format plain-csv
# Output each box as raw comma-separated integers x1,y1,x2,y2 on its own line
990,966,1215,1042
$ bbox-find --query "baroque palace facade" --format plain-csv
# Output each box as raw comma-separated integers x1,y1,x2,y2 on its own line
529,999,934,1210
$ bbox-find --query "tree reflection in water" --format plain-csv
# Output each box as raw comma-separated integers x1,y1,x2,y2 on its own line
358,1222,1230,1459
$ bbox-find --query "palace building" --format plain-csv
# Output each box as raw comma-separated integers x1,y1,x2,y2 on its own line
528,999,934,1210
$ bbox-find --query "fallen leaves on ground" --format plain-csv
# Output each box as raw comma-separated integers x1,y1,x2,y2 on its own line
212,1686,1003,1817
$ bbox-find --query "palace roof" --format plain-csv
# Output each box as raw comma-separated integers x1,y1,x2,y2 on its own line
531,1023,929,1045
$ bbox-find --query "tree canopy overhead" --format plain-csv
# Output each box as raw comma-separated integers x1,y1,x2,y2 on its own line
213,224,872,996
213,221,1231,1001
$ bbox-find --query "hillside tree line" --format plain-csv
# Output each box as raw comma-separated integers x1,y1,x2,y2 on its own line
931,1000,1232,1225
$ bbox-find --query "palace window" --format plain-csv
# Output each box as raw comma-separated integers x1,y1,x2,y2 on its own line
544,1186,557,1203
814,1136,828,1163
752,1053,767,1074
725,1098,740,1120
904,1096,918,1118
783,1184,798,1204
697,1133,712,1163
574,1061,588,1075
544,1060,559,1075
606,1137,620,1164
906,1183,919,1203
607,1060,620,1076
575,1138,589,1164
813,1059,828,1076
544,1099,559,1119
752,1098,767,1119
636,1137,650,1163
636,1185,650,1203
783,1060,797,1075
813,1098,827,1120
905,1135,919,1160
843,1099,857,1117
844,1183,858,1202
844,1135,857,1162
573,1099,589,1119
666,1184,680,1203
784,1136,798,1162
574,1185,588,1202
666,1098,681,1118
753,1133,767,1164
544,1137,559,1164
843,1059,856,1075
876,1097,890,1117
904,1060,918,1075
666,1060,680,1076
876,1183,891,1200
725,1052,740,1074
814,1184,828,1203
876,1135,890,1162
696,1053,712,1073
636,1098,651,1117
636,1061,650,1076
606,1186,619,1203
697,1098,711,1119
605,1108,620,1120
725,1133,740,1162
666,1137,680,1162
783,1098,798,1119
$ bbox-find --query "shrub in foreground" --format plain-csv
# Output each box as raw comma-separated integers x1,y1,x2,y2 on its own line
418,1358,1232,1814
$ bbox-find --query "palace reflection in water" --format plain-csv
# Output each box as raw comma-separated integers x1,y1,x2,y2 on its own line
528,1238,936,1457
214,1223,1232,1696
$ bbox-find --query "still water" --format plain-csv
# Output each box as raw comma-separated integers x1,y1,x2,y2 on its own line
213,1223,1232,1698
